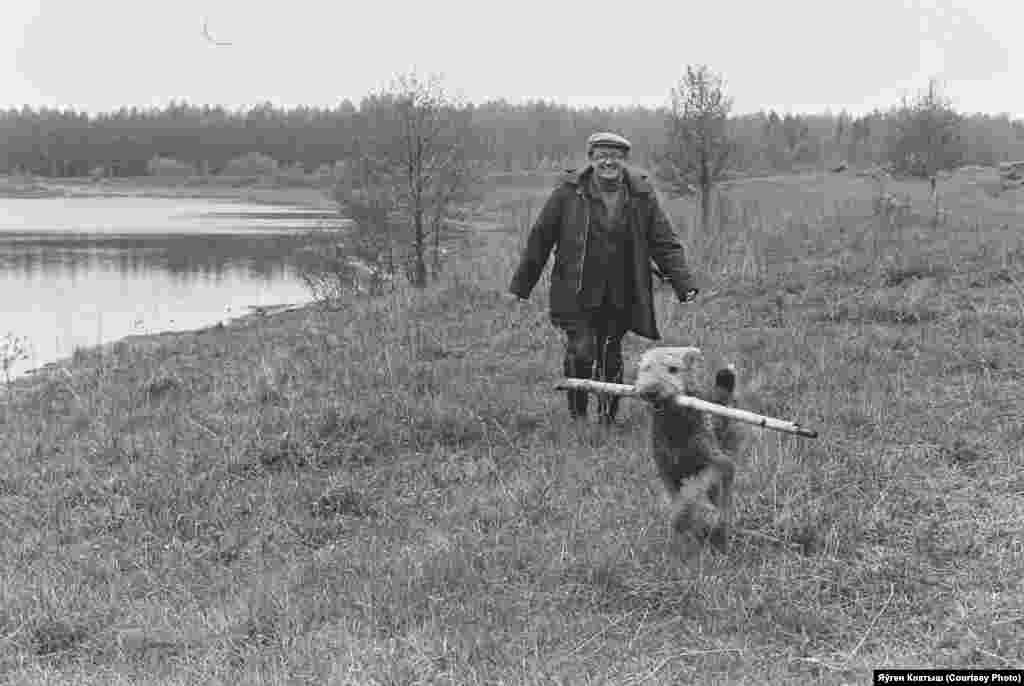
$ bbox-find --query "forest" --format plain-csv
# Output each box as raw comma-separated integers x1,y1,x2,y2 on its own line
3,97,1024,179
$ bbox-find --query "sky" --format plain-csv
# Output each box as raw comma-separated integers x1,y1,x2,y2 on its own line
2,0,1021,117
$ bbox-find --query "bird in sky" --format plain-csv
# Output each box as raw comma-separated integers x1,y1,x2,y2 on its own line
201,19,233,47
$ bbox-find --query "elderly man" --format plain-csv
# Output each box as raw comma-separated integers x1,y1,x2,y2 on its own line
509,132,699,424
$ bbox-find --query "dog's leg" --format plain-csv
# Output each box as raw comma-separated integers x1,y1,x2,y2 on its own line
708,459,735,551
671,465,722,535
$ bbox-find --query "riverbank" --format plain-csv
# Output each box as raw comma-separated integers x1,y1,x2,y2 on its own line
0,175,338,208
5,301,310,388
0,176,350,382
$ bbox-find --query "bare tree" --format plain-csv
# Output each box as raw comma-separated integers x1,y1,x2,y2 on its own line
423,113,486,281
370,73,477,288
660,65,735,233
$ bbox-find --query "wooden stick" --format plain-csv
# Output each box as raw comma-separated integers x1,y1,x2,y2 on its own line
554,378,819,439
555,379,638,397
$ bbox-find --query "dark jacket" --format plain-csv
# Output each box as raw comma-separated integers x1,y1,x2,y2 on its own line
509,165,696,340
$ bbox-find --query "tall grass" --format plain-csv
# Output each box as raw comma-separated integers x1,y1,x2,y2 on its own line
1,332,31,386
0,171,1021,683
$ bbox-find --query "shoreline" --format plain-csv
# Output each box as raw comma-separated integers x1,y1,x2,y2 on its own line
4,300,314,394
0,175,339,209
1,178,338,386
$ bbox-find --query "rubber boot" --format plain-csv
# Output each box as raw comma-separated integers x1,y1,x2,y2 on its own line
597,342,624,425
564,356,592,419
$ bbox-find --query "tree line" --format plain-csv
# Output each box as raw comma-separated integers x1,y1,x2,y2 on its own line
3,84,1024,179
8,69,1022,299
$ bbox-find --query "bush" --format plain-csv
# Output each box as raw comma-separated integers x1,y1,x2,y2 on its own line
220,152,279,177
274,163,317,188
1,332,30,385
295,179,406,305
314,162,346,187
146,156,195,177
295,240,396,304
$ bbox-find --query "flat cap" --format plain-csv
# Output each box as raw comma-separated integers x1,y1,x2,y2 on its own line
587,132,631,153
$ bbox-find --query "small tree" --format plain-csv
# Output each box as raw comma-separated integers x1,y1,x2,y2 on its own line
366,73,477,287
887,79,964,178
659,65,735,232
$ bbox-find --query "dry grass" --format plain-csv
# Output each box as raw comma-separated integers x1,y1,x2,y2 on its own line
0,171,1022,684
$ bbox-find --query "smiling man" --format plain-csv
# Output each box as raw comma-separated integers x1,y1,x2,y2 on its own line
510,132,699,424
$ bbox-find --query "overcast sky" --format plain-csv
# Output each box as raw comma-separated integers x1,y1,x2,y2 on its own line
2,0,1020,117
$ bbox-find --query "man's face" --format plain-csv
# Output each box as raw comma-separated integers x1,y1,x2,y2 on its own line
589,146,627,181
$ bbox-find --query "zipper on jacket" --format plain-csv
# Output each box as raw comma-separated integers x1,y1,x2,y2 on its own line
576,186,590,294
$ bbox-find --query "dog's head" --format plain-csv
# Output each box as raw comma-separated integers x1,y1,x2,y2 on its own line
634,347,737,407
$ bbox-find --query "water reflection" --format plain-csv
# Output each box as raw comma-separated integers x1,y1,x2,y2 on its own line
0,197,346,379
0,232,312,282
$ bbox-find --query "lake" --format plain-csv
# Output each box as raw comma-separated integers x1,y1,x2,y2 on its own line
0,196,344,380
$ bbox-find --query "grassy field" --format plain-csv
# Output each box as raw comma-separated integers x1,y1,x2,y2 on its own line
1,169,1022,684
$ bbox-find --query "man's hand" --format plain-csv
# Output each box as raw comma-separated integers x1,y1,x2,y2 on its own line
679,288,699,304
503,292,528,305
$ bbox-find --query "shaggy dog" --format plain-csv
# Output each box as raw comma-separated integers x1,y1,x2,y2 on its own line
634,347,744,550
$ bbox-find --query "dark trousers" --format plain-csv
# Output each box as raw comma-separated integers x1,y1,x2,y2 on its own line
557,303,630,421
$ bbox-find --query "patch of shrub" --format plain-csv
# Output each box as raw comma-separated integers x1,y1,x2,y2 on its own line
221,152,279,177
146,156,195,177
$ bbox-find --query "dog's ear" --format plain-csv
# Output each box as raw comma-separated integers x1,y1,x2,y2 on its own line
711,364,746,453
711,364,736,404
